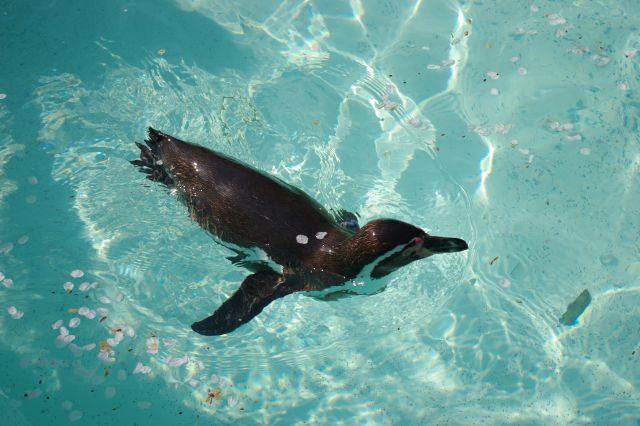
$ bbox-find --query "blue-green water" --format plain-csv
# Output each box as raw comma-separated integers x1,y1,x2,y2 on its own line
1,0,639,424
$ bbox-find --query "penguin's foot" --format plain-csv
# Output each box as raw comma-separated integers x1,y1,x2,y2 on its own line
130,128,174,186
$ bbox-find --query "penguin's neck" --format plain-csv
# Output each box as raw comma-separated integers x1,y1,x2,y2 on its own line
331,224,388,278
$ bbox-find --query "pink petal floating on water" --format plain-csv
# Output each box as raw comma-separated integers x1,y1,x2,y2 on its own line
494,123,513,135
618,82,629,91
133,362,152,375
518,67,527,75
63,282,74,293
70,270,84,278
97,350,115,363
68,344,83,357
69,410,83,422
23,389,42,400
0,272,4,281
0,94,6,100
78,282,90,292
3,278,13,288
117,370,127,381
296,234,308,244
548,14,566,25
530,4,539,12
52,319,63,330
28,176,38,185
8,306,23,319
408,118,423,128
166,355,189,367
315,232,327,240
99,296,112,304
499,278,511,289
17,235,28,245
78,307,90,317
163,338,176,348
486,71,500,80
0,243,14,254
96,307,109,316
82,343,96,351
580,147,591,155
69,317,80,328
137,401,152,410
490,88,499,96
104,387,116,399
62,400,73,410
146,337,159,354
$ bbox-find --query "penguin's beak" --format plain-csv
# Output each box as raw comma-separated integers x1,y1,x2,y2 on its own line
418,235,468,256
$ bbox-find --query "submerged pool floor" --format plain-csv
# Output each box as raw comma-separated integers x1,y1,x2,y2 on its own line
1,0,640,424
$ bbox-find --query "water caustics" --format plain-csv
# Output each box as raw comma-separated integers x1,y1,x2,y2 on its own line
1,0,640,424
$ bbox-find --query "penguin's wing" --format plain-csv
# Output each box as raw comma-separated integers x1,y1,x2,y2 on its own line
191,271,299,336
332,209,360,232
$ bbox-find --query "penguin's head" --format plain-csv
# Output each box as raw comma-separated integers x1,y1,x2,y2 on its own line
352,219,468,279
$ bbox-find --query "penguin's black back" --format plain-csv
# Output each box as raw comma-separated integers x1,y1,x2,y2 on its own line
137,128,347,267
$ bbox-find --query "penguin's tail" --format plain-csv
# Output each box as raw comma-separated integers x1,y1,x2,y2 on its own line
130,127,174,186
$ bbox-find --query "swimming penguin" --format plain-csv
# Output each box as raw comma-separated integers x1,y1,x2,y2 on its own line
131,127,468,335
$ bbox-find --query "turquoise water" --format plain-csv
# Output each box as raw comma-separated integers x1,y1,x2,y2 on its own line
1,0,639,424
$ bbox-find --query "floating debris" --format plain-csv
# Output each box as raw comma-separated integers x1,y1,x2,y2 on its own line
559,289,591,325
548,14,566,26
8,306,24,319
69,410,83,422
206,388,222,404
104,387,116,399
296,234,308,244
146,337,159,354
133,362,152,375
137,401,152,409
166,355,189,367
70,270,84,278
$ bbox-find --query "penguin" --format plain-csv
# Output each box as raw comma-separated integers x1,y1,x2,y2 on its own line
131,127,468,335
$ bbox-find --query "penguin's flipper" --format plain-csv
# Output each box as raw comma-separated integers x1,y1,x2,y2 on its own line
191,271,298,336
333,209,360,232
